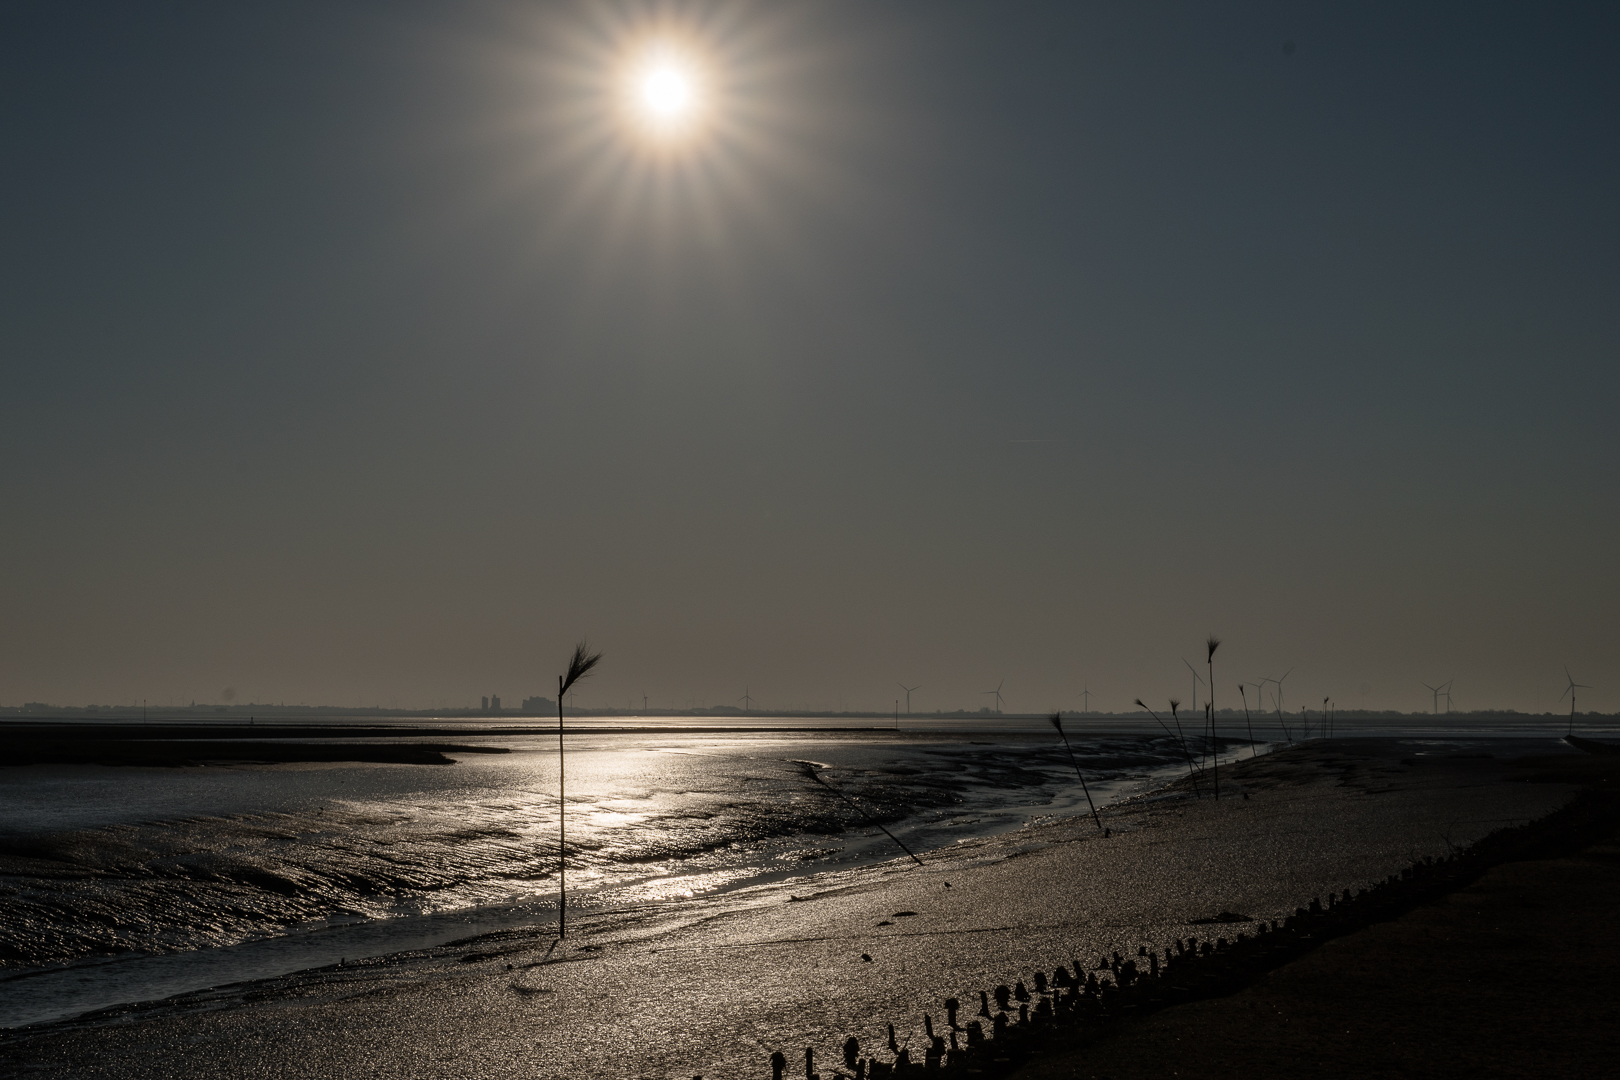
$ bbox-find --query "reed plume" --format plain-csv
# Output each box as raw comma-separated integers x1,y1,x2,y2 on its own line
556,640,603,939
1050,713,1104,832
562,642,603,696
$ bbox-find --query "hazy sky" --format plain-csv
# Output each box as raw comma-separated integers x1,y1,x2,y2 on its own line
3,1,1616,715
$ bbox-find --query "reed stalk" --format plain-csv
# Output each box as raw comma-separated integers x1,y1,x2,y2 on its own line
1169,697,1196,782
1206,636,1220,800
1139,698,1201,797
1238,684,1257,755
1049,713,1104,832
556,641,602,939
1205,703,1216,799
796,762,925,866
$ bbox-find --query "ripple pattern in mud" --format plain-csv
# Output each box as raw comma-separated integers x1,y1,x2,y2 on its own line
0,733,1197,970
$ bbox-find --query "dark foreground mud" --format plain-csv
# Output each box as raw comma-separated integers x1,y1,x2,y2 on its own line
1008,748,1620,1080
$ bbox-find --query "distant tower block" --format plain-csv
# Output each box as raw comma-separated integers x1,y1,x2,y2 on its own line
481,696,489,712
490,694,501,712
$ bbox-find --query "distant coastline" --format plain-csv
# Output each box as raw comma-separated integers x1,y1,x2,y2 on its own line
1,704,1612,722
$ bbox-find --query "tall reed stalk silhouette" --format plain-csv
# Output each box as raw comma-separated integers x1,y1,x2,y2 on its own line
1049,713,1103,832
1238,684,1257,754
1274,693,1292,744
1138,698,1201,797
795,762,925,867
1206,636,1220,799
1169,697,1197,782
555,641,602,939
1205,703,1216,798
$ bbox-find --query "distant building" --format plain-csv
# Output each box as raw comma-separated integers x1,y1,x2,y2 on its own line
481,696,489,712
490,694,501,712
521,696,555,712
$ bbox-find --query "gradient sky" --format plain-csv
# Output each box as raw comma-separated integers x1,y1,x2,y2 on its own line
3,1,1616,715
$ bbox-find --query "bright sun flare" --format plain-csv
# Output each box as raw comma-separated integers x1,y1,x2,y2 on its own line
628,51,703,136
641,65,692,116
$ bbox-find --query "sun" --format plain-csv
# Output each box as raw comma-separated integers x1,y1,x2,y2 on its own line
640,63,693,117
626,48,705,138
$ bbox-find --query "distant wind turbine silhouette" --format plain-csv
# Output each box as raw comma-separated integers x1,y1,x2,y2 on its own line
1271,668,1293,713
738,686,754,711
1080,684,1093,714
898,684,920,714
1181,658,1206,714
1560,667,1592,736
1421,680,1451,715
983,678,1006,714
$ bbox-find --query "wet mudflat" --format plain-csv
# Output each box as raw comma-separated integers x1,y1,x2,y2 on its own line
0,729,1187,1021
0,739,1580,1079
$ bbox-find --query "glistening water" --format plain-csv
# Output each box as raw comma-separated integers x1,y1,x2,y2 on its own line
0,729,1203,1028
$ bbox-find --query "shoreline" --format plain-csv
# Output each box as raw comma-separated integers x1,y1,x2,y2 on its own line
0,736,1585,1078
0,737,513,768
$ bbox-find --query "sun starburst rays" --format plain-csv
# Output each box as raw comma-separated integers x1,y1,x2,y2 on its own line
457,1,849,308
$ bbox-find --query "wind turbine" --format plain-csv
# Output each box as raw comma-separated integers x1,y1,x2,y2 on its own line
983,678,1006,715
898,684,920,714
1421,680,1450,715
1270,668,1293,714
1080,684,1093,714
1181,658,1206,714
738,686,754,711
1560,666,1592,736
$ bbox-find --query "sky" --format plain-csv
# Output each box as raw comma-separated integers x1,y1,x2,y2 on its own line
2,1,1616,716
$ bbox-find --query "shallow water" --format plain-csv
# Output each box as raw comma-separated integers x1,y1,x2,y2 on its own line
0,728,1205,1028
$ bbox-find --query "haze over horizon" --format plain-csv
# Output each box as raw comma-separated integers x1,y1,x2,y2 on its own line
3,1,1615,717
